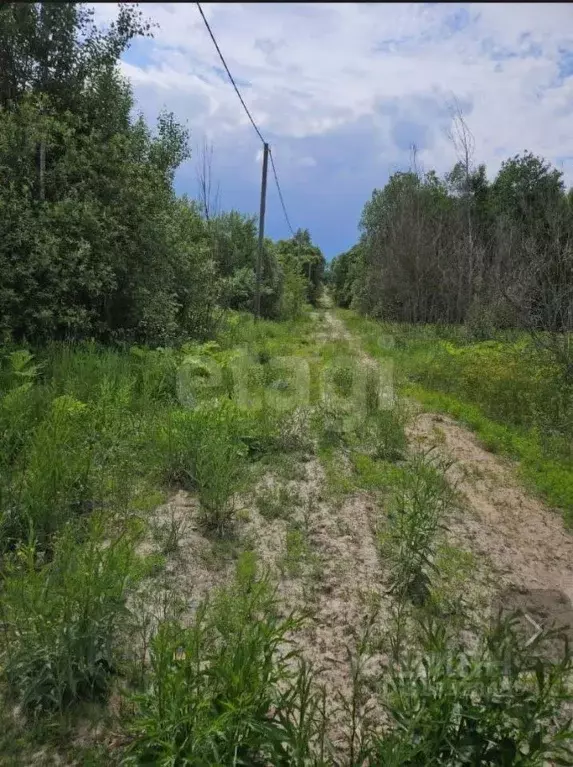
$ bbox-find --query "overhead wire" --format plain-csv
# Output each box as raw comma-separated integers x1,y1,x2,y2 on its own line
195,2,298,238
269,148,295,237
195,2,266,145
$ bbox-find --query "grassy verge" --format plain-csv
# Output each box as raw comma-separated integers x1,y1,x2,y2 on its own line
340,309,573,524
1,304,572,764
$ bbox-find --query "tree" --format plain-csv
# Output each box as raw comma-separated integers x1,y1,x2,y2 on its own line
347,145,572,352
0,2,220,344
330,245,362,309
275,230,325,307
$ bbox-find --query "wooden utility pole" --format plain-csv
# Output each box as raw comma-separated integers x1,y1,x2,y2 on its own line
38,1,48,202
254,142,269,320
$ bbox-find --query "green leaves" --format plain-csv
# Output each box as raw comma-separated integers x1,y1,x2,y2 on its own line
0,514,144,715
379,449,456,606
126,555,322,766
376,615,573,766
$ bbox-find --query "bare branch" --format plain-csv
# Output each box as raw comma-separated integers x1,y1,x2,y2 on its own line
196,137,220,222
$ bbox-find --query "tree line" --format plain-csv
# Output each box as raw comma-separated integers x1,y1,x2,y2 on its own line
0,2,325,346
329,113,573,354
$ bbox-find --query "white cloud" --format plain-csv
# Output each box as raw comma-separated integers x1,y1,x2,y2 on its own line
93,2,573,184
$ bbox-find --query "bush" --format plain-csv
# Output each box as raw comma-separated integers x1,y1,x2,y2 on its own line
0,515,144,715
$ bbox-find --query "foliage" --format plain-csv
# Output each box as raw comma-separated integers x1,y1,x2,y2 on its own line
0,2,223,345
275,229,326,308
125,553,326,766
373,615,573,765
379,449,457,605
0,514,144,715
335,147,573,361
343,310,573,521
0,343,165,552
0,3,324,344
328,244,363,309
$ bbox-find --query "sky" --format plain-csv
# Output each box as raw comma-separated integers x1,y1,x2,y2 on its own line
93,2,573,259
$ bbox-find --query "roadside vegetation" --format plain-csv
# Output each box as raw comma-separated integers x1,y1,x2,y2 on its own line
328,106,573,523
1,3,573,765
339,311,573,523
2,305,572,765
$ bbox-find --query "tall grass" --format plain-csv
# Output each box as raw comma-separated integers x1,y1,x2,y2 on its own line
341,310,573,521
125,553,328,766
379,449,457,605
0,514,145,715
125,559,573,765
2,309,573,763
372,614,573,765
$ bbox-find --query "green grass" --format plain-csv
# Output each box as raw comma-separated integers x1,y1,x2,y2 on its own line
341,309,573,524
256,482,301,521
2,303,573,764
406,385,573,522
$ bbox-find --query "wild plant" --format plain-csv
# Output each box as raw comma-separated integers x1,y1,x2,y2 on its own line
358,399,409,462
370,613,573,765
125,553,328,765
0,514,144,715
256,483,301,521
379,449,456,605
159,401,247,534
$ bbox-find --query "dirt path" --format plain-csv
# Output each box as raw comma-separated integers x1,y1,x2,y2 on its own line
141,303,573,745
410,412,573,623
326,302,573,641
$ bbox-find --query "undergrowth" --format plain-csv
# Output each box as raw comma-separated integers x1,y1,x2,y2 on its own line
341,309,573,523
1,306,572,764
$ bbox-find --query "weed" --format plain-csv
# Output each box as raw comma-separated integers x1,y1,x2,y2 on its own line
371,613,573,765
194,423,246,534
429,543,478,620
331,362,354,398
256,483,301,521
125,553,328,765
257,348,272,365
344,309,573,522
379,449,456,605
0,514,144,715
282,523,309,578
160,402,248,534
337,612,380,766
319,446,354,501
355,403,409,463
151,506,188,556
351,452,406,491
314,402,347,449
259,452,308,482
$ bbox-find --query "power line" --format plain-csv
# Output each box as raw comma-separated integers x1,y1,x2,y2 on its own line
195,2,266,145
269,148,295,237
195,2,298,240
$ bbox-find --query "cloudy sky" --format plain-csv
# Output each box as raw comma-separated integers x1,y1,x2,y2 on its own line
94,2,573,259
